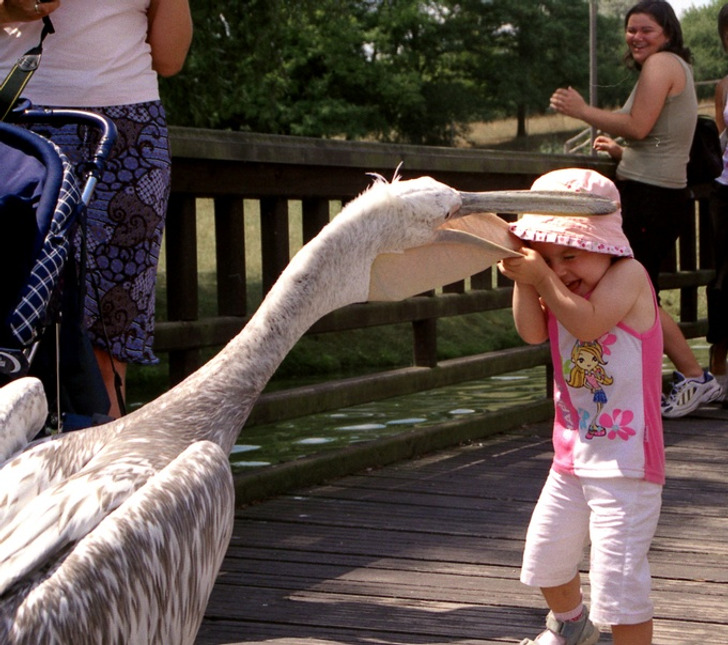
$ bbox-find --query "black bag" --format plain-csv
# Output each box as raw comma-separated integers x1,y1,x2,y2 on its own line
687,115,723,187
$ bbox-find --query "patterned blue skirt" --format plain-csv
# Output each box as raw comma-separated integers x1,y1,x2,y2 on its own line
31,101,170,365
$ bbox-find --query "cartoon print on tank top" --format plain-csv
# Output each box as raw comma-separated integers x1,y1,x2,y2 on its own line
566,340,613,439
561,333,638,443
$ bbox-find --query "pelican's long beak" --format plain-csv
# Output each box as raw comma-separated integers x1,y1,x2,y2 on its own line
367,188,619,302
457,190,618,217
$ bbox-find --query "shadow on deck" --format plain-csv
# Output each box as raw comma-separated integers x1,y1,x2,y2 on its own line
197,405,728,645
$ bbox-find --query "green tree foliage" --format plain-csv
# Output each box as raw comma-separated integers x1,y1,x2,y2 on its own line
599,0,633,19
158,0,720,144
682,0,727,102
160,0,380,136
162,0,488,143
591,8,635,110
362,1,494,144
473,1,617,136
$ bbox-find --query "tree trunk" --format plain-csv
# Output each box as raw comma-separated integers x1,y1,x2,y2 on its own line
516,103,527,138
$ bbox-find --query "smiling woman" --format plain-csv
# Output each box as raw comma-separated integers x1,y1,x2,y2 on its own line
625,11,671,68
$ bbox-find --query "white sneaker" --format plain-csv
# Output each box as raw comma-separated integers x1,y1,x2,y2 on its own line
661,370,723,418
715,374,728,406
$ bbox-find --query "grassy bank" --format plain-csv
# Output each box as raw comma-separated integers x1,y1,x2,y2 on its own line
127,273,523,410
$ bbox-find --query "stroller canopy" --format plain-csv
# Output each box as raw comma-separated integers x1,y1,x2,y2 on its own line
0,119,81,348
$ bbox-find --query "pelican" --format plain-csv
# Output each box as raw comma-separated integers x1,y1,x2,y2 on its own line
0,377,47,463
0,173,616,643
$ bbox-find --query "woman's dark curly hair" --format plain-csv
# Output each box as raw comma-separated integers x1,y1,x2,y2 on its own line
718,3,728,52
624,1,692,69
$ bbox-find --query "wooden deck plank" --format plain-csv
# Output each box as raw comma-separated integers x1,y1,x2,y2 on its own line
197,408,728,644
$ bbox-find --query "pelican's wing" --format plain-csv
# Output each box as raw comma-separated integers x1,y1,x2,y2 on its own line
0,442,152,596
0,425,114,525
0,377,48,462
368,211,523,301
1,442,234,645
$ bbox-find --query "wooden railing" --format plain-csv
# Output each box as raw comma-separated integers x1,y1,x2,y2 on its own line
160,127,715,428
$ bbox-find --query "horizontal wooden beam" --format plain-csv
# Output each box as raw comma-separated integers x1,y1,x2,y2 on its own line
247,344,552,426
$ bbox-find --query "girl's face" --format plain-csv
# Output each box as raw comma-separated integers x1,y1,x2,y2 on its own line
625,12,669,66
530,241,612,297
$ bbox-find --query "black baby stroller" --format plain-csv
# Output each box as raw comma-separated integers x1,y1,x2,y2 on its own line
0,103,117,432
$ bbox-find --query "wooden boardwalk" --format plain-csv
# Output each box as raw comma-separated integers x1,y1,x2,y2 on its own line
196,406,728,644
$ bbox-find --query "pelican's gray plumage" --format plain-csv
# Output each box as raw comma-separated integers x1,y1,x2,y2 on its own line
0,174,616,643
0,377,47,463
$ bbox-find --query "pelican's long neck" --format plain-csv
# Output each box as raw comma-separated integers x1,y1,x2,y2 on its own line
151,196,386,453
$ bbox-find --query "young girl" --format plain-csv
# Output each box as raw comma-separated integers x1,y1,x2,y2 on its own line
498,168,664,645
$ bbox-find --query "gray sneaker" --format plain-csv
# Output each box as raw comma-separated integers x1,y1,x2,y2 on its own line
520,610,600,645
661,370,723,418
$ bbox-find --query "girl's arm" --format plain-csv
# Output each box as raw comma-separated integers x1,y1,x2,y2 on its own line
500,249,651,341
529,259,650,340
511,282,548,345
550,52,680,141
499,250,548,344
147,0,193,77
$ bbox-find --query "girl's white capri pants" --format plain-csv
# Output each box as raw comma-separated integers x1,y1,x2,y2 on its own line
520,469,662,626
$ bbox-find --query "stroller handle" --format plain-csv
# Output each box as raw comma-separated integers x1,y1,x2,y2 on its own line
12,106,118,183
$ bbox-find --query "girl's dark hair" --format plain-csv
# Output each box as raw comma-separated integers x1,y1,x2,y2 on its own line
718,4,728,52
624,1,692,69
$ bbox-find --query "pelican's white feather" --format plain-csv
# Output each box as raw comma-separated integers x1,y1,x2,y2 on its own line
0,378,47,463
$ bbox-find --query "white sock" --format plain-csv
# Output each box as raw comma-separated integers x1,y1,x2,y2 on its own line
554,603,586,623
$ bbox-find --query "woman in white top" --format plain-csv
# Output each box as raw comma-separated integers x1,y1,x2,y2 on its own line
0,0,192,419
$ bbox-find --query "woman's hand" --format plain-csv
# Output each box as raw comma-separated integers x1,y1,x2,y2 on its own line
549,87,587,119
593,135,623,161
0,0,59,23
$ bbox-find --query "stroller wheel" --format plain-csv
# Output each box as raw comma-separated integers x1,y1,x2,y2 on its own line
0,348,30,377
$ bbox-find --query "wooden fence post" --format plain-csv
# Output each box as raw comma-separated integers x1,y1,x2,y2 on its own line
165,193,200,384
214,196,247,317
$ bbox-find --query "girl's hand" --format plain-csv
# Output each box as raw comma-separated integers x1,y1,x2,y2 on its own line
498,247,548,286
593,135,623,160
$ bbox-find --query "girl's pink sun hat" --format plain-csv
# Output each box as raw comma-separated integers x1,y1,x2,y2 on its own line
509,168,633,258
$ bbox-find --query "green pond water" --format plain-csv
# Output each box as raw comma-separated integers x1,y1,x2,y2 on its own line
125,340,711,473
227,340,712,472
229,365,548,472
